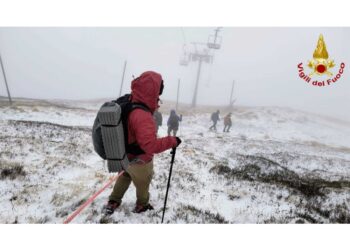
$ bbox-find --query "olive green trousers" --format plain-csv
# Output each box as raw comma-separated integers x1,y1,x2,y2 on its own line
109,161,154,206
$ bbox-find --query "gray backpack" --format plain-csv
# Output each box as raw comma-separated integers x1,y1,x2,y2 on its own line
92,94,150,173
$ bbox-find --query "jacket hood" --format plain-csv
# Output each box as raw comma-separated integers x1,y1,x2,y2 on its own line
131,71,163,112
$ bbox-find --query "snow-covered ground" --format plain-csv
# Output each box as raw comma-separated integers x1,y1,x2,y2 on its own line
1,98,350,223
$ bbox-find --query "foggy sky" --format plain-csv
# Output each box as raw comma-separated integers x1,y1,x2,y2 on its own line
0,27,349,121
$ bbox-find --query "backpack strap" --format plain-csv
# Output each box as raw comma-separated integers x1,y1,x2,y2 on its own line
121,101,152,155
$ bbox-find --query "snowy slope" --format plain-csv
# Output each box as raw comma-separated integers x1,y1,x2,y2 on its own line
0,99,350,223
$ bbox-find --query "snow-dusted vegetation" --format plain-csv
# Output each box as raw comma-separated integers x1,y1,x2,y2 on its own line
1,98,350,223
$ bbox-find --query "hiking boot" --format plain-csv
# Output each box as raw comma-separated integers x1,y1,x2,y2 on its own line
133,204,154,213
103,200,121,215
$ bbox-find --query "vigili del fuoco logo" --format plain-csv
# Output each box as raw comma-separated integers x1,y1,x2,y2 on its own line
297,34,345,87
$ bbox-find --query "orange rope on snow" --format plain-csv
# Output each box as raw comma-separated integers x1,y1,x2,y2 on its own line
63,171,124,224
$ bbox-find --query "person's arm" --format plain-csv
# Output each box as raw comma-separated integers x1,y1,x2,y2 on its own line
130,110,177,154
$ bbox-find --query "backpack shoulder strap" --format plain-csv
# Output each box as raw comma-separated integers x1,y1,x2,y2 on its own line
120,100,151,155
130,102,151,113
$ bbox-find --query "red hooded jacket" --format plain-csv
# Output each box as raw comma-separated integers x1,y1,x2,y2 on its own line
127,71,178,163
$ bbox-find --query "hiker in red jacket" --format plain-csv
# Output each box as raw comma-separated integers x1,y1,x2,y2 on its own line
104,71,181,215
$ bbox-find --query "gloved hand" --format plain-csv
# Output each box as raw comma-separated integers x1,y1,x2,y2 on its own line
176,137,182,147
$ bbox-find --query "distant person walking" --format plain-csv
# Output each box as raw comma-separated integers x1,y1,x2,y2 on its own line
209,110,220,131
223,113,232,132
153,109,163,135
167,109,182,136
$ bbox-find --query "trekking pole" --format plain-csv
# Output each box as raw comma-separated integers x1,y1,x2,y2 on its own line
161,147,176,223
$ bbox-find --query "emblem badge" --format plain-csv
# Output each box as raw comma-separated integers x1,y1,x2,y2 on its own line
307,34,335,76
298,34,345,86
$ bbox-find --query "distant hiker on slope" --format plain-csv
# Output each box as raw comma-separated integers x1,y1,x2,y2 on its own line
167,109,182,136
223,113,232,132
209,110,220,131
104,71,181,215
153,109,163,135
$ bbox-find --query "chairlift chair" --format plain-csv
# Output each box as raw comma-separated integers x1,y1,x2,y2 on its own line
179,52,189,66
207,35,222,50
190,53,199,62
179,58,189,66
179,44,190,66
204,54,213,64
